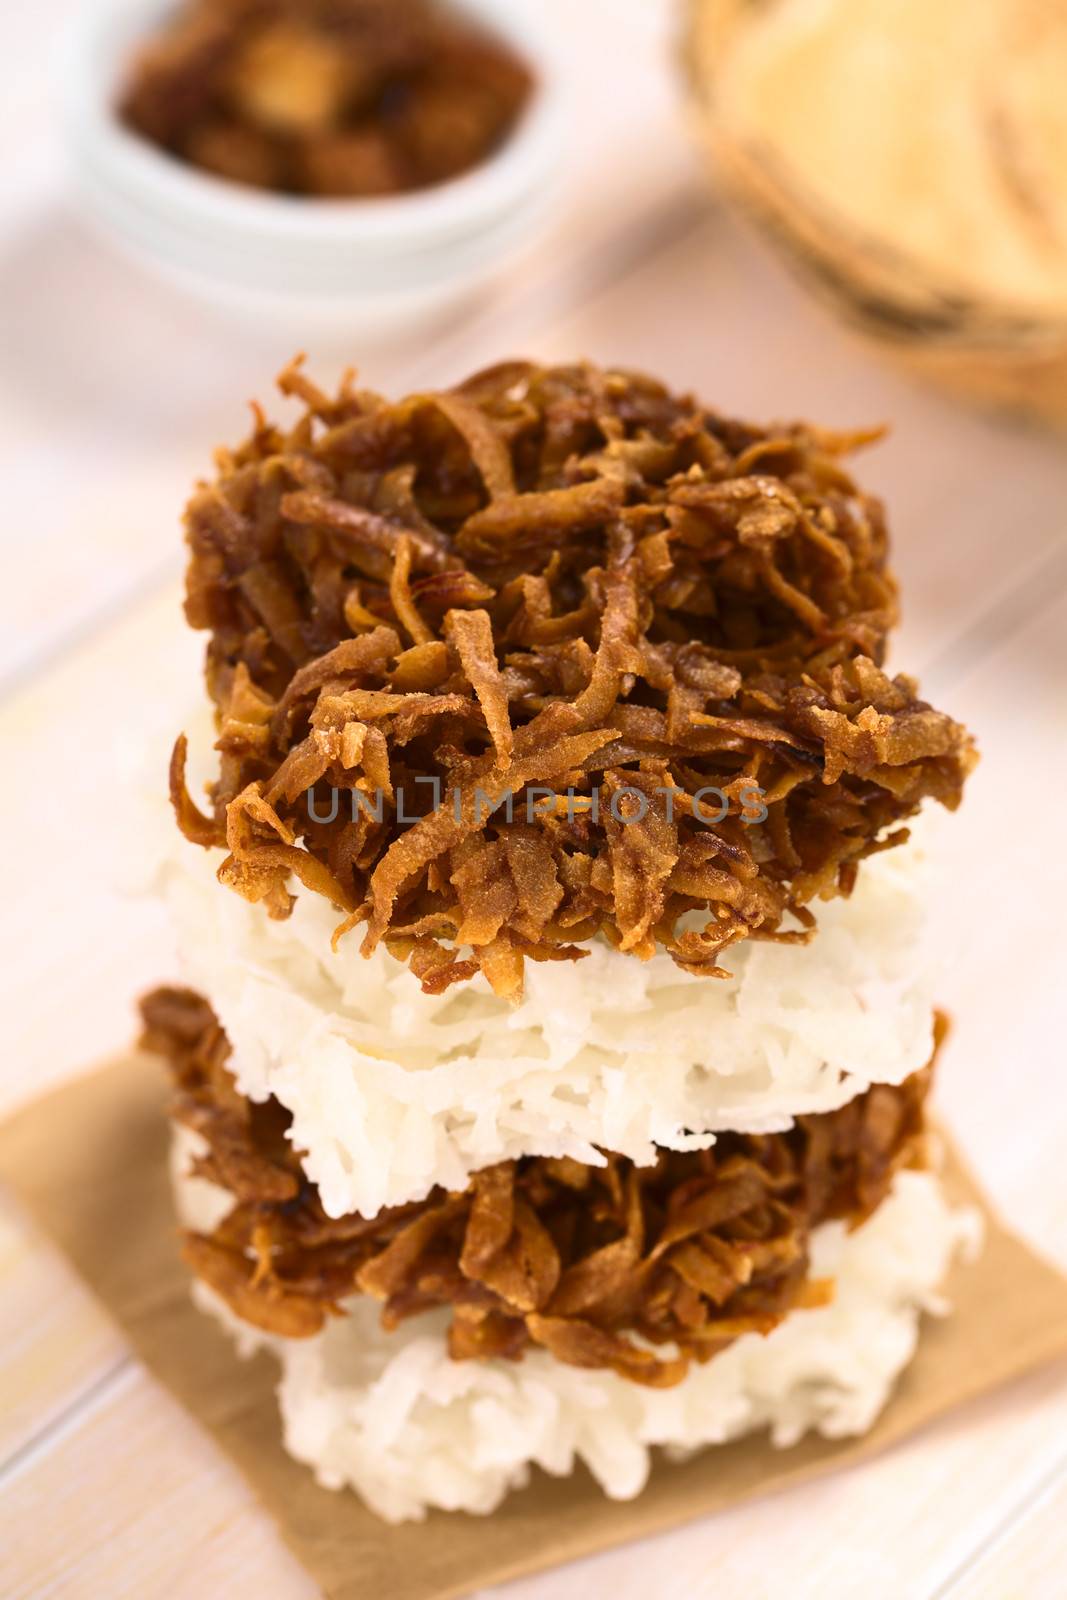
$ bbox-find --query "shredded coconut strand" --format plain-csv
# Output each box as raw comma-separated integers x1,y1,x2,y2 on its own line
173,1128,980,1522
159,812,937,1219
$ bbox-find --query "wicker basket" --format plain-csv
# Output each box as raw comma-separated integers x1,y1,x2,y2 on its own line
681,0,1067,427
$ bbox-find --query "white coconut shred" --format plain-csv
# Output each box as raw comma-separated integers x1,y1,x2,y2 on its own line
160,823,937,1219
172,1127,980,1523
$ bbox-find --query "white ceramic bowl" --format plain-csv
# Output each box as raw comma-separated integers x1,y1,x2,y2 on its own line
61,0,570,336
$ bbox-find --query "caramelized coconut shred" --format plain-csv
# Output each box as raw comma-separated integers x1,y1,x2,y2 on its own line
143,987,938,1385
171,358,976,1001
119,0,533,198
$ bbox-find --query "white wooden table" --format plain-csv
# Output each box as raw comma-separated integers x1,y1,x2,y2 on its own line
2,4,1066,1596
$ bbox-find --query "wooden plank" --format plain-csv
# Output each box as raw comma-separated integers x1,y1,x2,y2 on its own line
943,1461,1067,1600
1,1363,316,1600
0,1198,127,1463
0,584,198,1116
919,585,1067,1268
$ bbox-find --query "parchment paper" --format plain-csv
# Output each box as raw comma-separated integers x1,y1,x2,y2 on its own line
3,1054,1067,1600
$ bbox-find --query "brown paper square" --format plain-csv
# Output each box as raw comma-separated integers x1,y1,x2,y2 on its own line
2,1054,1067,1600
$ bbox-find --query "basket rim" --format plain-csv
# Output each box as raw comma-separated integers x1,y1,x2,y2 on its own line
681,0,1067,350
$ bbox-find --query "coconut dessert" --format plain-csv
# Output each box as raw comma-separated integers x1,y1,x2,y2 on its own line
142,358,979,1521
